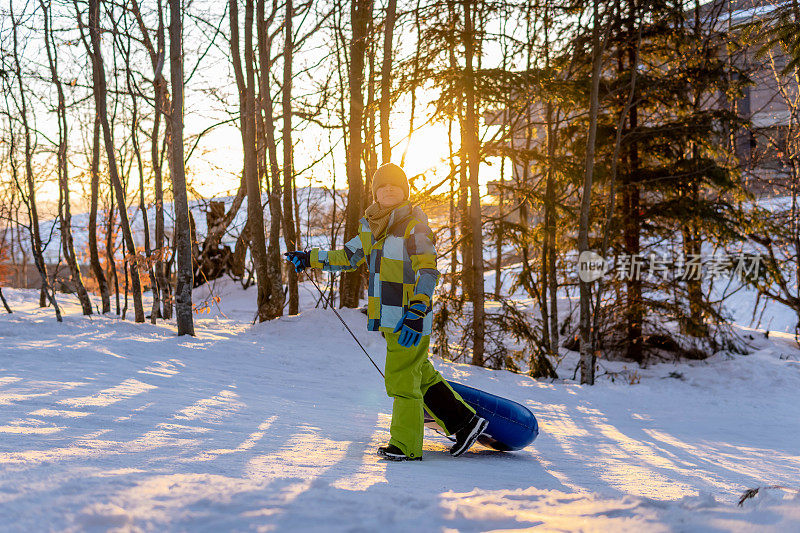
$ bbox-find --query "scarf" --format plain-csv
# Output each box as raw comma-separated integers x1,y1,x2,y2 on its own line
365,200,410,240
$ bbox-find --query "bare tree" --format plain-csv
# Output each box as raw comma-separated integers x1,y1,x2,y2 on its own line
168,0,194,335
41,0,93,316
340,0,371,309
283,0,299,314
84,0,145,322
256,0,284,319
130,0,171,321
230,0,280,322
8,0,61,321
112,12,158,323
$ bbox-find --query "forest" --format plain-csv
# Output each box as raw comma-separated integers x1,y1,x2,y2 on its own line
2,0,800,385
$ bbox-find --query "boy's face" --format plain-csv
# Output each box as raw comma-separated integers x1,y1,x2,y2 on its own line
376,184,404,209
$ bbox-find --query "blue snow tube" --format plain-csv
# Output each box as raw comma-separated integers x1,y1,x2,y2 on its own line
447,381,539,451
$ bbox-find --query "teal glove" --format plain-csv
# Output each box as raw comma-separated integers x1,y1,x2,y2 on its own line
393,301,428,347
284,251,311,272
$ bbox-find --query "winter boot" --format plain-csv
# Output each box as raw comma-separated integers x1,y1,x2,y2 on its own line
449,414,489,457
377,444,421,461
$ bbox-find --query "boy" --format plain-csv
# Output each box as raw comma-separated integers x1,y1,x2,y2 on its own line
285,163,488,461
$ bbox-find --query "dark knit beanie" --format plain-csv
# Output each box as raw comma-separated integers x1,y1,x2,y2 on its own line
371,163,409,200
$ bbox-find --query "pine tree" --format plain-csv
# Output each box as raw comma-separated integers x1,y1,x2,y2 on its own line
581,0,749,361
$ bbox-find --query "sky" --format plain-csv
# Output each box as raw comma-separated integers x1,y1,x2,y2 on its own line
183,95,463,201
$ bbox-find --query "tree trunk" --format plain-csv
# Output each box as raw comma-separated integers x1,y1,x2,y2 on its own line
106,191,120,315
257,0,285,319
41,0,93,315
142,0,168,322
0,108,19,313
541,195,551,353
518,3,533,247
230,0,276,322
450,0,472,302
359,4,377,303
459,175,473,303
464,0,484,366
494,156,504,299
544,103,559,355
380,0,397,163
10,2,61,321
683,5,707,339
130,0,170,322
156,108,172,320
122,237,129,319
623,0,643,363
282,0,299,315
400,0,422,167
340,0,370,309
448,118,458,298
126,63,156,323
88,0,145,323
0,287,11,313
542,0,560,357
168,0,195,334
579,0,605,385
89,116,110,313
682,151,705,337
364,25,378,202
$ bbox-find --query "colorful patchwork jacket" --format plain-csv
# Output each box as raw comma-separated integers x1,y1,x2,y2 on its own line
310,202,439,335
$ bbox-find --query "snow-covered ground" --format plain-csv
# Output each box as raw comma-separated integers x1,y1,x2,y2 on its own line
0,281,799,532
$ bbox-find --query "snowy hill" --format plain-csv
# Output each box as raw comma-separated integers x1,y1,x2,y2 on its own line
0,281,798,531
9,186,339,264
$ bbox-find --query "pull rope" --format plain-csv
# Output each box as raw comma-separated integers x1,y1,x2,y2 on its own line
306,274,385,379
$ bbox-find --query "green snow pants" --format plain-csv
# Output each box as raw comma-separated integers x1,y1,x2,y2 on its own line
384,332,476,459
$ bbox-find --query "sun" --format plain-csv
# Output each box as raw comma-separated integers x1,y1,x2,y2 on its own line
400,123,455,193
400,119,505,198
